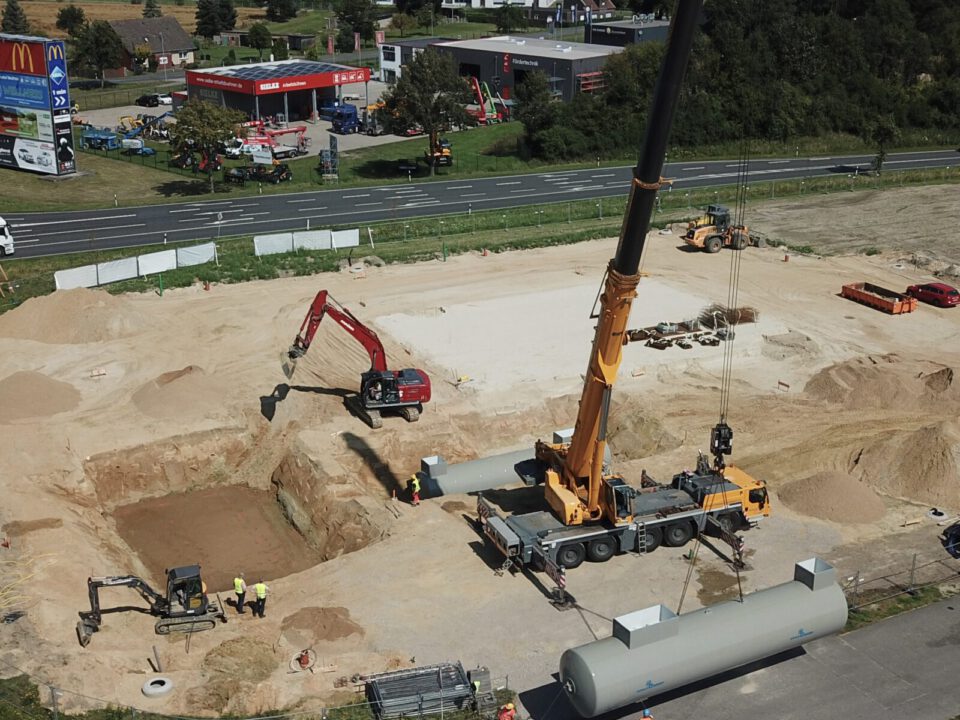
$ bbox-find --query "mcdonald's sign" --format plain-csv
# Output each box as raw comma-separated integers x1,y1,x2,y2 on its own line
0,37,45,76
47,43,64,61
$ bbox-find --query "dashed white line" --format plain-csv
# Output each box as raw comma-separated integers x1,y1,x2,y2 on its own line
591,173,615,178
343,193,370,199
496,181,522,186
14,213,136,228
286,198,317,203
768,160,790,164
356,202,383,207
460,192,486,197
447,185,472,190
297,207,328,212
683,166,705,171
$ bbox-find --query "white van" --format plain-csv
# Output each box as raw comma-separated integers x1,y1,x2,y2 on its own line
0,217,14,256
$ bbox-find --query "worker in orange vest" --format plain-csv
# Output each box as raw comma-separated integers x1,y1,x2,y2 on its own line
497,703,516,720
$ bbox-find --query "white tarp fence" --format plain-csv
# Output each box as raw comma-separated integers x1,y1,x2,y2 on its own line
332,228,360,249
97,257,139,285
138,249,178,276
253,233,295,257
294,230,333,251
54,265,99,290
177,242,217,267
53,242,218,291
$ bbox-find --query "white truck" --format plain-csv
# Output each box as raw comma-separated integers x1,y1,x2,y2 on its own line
0,216,15,256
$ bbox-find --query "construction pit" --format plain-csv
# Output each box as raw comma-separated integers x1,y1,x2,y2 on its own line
1,183,959,716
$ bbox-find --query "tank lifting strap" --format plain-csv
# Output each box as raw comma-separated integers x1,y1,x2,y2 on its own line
636,179,662,191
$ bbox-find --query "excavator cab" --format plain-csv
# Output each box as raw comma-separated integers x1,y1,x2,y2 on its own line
166,565,206,612
703,204,730,232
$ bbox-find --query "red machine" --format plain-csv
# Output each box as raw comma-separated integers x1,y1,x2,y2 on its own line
286,290,431,428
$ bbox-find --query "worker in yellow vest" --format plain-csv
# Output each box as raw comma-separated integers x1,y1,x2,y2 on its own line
233,573,247,614
409,474,421,506
253,579,270,618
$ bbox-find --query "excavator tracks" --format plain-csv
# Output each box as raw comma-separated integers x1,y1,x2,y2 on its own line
155,613,220,635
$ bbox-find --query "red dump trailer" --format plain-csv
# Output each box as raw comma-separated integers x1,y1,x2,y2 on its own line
841,282,918,314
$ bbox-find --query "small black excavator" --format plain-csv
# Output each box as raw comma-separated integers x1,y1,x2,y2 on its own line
76,565,227,647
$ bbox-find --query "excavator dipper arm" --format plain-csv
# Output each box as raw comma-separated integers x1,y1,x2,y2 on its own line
538,0,704,525
288,290,389,372
77,575,167,647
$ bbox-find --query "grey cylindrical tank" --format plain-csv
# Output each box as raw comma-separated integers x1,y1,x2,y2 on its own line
417,449,537,498
559,558,848,718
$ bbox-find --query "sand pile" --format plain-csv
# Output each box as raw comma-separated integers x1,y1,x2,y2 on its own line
779,470,885,523
287,317,377,391
0,288,147,344
854,421,960,508
805,355,960,411
132,365,230,419
0,371,81,421
280,606,364,646
608,404,680,460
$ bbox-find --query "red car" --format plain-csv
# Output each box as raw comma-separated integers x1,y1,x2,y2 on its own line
906,282,959,307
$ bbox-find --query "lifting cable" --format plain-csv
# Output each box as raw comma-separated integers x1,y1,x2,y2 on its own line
678,139,752,613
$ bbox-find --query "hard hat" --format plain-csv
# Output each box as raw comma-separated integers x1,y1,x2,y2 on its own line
506,704,514,710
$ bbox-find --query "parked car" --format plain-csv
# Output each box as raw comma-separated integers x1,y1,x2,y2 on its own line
135,94,161,108
906,282,959,308
156,94,173,106
246,163,292,184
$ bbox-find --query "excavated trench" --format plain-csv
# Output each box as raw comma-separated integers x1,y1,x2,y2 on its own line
83,428,394,593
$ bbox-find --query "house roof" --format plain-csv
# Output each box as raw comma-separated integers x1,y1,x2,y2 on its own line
436,35,623,61
107,17,195,54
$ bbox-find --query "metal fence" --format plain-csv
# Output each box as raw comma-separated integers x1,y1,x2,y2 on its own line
841,548,960,610
0,657,509,720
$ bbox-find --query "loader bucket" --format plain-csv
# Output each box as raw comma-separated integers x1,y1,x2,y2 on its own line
282,351,298,380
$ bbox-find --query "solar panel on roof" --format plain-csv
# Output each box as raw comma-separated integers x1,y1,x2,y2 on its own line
197,61,358,80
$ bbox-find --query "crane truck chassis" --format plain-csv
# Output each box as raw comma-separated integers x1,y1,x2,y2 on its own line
477,443,769,571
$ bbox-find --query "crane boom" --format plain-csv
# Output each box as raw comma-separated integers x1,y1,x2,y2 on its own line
288,289,389,372
537,0,704,525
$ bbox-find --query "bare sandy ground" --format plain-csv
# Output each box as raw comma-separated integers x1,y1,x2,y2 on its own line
0,184,958,714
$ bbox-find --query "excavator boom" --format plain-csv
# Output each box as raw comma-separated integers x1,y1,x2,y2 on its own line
287,290,389,372
538,0,703,524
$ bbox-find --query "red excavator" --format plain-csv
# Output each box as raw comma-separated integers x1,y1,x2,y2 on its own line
286,290,431,428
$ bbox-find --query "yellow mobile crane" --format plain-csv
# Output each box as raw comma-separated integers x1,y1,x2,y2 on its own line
477,0,770,571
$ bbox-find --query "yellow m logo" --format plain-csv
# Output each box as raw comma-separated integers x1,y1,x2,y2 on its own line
47,44,64,61
11,43,34,73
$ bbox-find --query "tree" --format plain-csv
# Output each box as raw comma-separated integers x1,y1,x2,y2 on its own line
380,48,472,175
72,21,124,87
56,4,86,35
218,0,237,31
335,24,355,53
867,114,900,174
248,22,272,59
196,0,236,36
513,70,557,158
1,0,29,34
265,0,297,22
143,0,162,18
390,12,416,38
168,100,246,192
414,5,434,33
337,0,375,41
495,3,524,33
195,0,221,37
271,38,289,60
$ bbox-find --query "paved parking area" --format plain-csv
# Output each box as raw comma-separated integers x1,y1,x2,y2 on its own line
72,80,424,156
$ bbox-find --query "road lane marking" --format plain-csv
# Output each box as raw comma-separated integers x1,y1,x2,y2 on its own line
447,185,472,190
343,193,370,198
496,181,522,186
591,173,615,178
14,214,136,228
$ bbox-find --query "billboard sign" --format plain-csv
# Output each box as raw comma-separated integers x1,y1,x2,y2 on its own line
0,34,74,175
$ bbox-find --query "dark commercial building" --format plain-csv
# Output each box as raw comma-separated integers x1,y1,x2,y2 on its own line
185,59,371,122
583,17,670,47
434,36,623,102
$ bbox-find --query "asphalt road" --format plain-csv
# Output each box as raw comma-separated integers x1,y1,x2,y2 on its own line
7,148,958,259
519,597,960,720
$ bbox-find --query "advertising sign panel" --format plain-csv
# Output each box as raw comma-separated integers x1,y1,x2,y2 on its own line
0,35,74,175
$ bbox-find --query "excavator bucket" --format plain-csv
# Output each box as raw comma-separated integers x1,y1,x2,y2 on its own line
76,619,95,647
282,351,297,380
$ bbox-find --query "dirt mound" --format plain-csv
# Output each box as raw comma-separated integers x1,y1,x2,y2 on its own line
281,606,364,645
2,518,62,537
608,405,680,460
187,637,276,713
779,470,885,523
132,365,230,419
804,355,960,411
854,421,960,508
0,371,81,421
762,330,819,361
0,288,146,344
